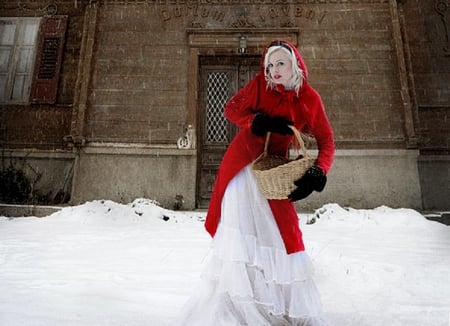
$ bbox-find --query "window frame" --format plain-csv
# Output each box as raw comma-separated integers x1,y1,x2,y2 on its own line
0,17,41,104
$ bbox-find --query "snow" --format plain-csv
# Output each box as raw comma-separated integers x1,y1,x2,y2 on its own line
1,199,450,326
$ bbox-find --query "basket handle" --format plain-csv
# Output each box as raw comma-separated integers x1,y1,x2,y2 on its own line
263,125,310,158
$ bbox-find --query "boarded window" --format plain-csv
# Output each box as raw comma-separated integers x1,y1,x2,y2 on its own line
30,16,68,104
0,18,40,103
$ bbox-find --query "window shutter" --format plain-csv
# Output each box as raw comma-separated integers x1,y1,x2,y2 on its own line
30,15,68,104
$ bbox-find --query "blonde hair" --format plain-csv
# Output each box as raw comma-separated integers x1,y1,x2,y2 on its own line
264,45,304,94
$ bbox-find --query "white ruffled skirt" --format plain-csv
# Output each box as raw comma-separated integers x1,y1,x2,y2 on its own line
175,166,331,326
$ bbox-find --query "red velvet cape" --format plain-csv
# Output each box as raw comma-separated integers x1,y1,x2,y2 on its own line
204,40,335,254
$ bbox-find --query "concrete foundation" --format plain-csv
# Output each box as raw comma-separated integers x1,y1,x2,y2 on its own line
70,145,197,210
418,155,450,211
299,149,423,211
0,150,75,204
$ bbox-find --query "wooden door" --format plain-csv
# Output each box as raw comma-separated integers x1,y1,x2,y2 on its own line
197,55,259,208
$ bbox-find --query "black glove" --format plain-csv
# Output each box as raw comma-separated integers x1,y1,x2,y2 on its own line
251,112,294,136
288,166,327,202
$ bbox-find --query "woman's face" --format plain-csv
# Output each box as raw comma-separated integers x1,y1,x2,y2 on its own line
266,48,293,87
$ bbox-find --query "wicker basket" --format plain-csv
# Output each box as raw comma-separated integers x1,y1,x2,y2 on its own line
252,125,316,199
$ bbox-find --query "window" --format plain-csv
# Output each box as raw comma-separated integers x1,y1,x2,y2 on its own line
0,16,67,104
0,18,40,104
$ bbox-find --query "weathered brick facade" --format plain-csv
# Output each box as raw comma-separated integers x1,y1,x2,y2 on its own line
0,0,448,210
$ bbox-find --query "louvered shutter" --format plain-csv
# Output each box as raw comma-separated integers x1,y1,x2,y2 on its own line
30,16,68,104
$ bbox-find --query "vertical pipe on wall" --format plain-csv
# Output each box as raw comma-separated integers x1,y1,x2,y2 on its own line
389,0,418,149
69,2,99,205
397,1,420,142
70,2,99,146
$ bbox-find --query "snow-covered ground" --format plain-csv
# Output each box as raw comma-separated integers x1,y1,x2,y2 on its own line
1,199,449,326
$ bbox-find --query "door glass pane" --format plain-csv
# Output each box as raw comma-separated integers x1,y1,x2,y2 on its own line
0,22,16,45
12,74,25,100
0,76,6,99
0,49,11,71
16,47,34,72
206,72,229,143
22,20,39,45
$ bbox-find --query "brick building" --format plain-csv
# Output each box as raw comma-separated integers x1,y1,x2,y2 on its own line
0,0,448,211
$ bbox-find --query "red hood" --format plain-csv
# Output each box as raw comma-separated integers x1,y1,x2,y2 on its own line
260,39,309,88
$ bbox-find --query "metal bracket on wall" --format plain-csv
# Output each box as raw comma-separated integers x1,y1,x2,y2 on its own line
44,3,58,15
436,0,450,55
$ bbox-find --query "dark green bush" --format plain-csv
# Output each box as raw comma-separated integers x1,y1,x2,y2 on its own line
0,166,31,204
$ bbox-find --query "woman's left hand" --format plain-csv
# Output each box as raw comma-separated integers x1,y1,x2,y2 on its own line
288,166,327,201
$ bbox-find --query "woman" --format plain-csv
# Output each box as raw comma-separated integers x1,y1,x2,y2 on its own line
175,39,335,325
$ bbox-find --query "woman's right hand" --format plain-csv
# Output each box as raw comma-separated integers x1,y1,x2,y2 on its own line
251,112,294,136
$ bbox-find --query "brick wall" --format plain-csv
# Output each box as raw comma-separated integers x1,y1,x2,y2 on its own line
402,0,450,153
2,1,446,152
303,3,406,148
85,0,408,149
2,0,448,209
87,4,188,144
0,0,86,150
401,0,450,210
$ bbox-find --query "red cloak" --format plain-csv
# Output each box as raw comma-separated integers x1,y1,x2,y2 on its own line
204,40,335,254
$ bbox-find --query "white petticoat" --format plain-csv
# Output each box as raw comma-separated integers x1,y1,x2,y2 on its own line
174,166,332,326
